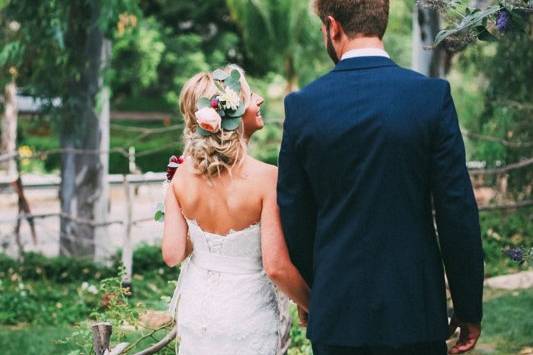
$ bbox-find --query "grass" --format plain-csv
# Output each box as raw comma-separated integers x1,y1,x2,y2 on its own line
1,288,532,355
0,325,77,355
472,288,533,354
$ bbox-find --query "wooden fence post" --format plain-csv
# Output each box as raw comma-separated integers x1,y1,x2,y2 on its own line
121,174,133,294
91,322,113,355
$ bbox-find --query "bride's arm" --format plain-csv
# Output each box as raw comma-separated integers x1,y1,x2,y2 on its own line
261,168,311,312
162,179,192,267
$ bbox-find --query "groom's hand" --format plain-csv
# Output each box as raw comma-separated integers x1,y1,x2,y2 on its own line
297,305,308,327
447,315,481,354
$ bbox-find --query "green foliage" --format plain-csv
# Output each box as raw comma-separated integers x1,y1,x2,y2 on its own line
117,243,179,280
16,117,182,174
0,244,178,326
226,0,329,91
0,278,98,325
111,0,246,111
480,210,533,277
435,5,501,46
432,1,530,47
0,0,141,93
1,244,533,354
480,288,533,354
0,252,114,283
457,30,533,195
110,120,182,173
110,17,166,97
0,325,77,355
384,0,416,67
60,268,150,354
249,123,283,165
288,305,312,355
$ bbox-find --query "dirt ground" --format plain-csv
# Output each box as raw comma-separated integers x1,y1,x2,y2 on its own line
0,182,165,261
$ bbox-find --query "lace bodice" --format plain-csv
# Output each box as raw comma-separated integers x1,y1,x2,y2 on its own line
186,218,262,258
168,218,291,355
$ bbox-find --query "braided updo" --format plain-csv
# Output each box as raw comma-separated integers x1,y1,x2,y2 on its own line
179,65,251,177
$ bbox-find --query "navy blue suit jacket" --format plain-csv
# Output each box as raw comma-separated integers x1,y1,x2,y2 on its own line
277,56,484,347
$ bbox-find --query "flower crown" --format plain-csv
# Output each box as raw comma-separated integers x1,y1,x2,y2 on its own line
194,68,246,136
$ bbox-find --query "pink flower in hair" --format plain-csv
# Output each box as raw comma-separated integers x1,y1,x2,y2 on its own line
195,107,221,133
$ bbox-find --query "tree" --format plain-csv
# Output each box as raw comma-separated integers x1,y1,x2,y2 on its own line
0,0,140,259
58,1,113,259
460,30,533,195
0,4,19,177
412,6,447,77
110,0,244,111
1,71,17,177
226,0,328,93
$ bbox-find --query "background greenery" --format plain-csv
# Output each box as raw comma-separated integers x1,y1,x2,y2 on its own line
0,246,532,354
0,0,532,354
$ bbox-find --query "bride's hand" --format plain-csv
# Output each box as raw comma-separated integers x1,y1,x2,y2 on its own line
297,305,308,327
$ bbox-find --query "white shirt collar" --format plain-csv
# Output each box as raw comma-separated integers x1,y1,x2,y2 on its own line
341,48,390,61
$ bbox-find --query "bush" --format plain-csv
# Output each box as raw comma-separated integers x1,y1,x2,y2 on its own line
0,252,115,283
0,244,178,326
480,209,533,277
112,243,180,280
0,279,97,325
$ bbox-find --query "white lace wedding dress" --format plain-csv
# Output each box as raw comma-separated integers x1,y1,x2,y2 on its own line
168,217,292,355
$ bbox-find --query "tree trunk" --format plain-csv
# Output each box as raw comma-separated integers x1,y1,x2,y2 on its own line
411,6,446,77
284,56,298,95
471,0,490,9
1,80,18,178
59,1,110,259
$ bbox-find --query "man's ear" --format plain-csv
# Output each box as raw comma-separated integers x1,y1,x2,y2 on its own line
327,16,342,40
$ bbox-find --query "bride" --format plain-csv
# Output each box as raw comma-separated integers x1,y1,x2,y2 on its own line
161,65,310,355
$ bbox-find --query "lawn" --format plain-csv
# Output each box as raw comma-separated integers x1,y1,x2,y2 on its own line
1,288,532,355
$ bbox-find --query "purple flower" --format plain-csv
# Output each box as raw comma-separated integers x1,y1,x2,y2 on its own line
496,9,511,32
504,247,524,262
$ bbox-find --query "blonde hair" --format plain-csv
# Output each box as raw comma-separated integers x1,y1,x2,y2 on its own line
179,65,251,177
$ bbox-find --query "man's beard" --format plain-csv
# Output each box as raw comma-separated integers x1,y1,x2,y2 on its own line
326,25,339,64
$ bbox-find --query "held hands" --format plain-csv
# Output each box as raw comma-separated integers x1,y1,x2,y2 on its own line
297,305,308,327
447,314,481,354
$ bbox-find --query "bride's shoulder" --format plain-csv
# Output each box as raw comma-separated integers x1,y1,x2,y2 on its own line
247,157,277,176
170,156,196,183
246,157,278,190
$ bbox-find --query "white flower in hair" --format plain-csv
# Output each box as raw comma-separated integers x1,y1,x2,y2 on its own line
219,88,240,111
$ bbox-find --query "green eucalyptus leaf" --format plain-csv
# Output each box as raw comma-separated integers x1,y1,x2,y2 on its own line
435,29,454,46
227,101,246,117
221,117,241,131
434,5,500,46
154,210,164,222
230,69,241,80
213,69,229,81
477,27,497,42
225,78,241,93
197,126,212,137
197,97,211,109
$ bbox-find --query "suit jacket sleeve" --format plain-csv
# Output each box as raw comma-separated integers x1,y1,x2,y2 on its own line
277,94,317,287
431,81,484,323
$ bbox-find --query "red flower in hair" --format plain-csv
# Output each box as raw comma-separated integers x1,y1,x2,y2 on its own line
166,155,184,181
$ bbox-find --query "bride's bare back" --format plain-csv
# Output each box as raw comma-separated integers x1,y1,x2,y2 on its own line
174,155,271,235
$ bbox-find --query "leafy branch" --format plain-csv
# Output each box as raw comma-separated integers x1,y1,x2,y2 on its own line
417,0,532,49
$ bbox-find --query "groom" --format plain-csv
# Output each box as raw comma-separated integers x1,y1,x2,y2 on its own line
277,0,484,354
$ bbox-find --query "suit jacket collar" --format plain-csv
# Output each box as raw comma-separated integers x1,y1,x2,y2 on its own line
332,56,397,72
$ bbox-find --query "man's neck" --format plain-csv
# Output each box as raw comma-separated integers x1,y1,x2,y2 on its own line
338,36,384,58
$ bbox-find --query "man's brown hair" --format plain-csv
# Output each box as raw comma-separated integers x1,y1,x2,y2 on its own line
313,0,390,39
